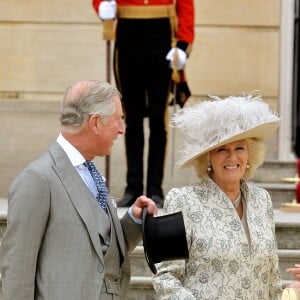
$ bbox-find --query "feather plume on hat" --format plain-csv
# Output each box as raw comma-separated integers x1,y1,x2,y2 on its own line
171,94,280,168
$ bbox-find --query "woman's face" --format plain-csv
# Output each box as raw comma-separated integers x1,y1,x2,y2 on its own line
209,139,249,187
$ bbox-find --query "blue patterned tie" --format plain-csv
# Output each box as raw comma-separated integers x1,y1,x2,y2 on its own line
84,161,108,213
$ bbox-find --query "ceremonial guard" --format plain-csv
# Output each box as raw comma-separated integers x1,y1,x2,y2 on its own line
92,0,195,208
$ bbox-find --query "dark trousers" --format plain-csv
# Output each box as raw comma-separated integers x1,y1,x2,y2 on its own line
114,18,172,197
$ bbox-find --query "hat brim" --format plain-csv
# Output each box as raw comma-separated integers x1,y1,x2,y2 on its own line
142,208,189,274
180,121,279,168
142,208,157,274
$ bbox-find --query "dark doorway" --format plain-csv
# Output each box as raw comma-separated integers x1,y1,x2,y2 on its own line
293,0,300,156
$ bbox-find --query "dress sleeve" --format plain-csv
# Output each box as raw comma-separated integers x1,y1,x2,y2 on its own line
265,191,283,299
152,188,196,299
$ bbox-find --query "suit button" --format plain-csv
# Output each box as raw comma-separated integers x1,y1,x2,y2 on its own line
97,265,104,273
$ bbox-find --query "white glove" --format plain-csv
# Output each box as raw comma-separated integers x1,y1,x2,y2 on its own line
98,1,117,20
166,47,187,70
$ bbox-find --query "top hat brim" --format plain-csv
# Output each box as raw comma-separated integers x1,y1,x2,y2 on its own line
142,208,189,274
179,121,279,168
142,208,157,274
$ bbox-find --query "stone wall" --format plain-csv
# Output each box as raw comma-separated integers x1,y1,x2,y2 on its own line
0,0,281,198
0,1,280,100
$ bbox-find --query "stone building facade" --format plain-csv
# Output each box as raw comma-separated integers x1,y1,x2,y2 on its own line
0,0,297,199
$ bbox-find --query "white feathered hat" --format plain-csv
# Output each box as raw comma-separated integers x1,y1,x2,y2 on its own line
172,94,280,168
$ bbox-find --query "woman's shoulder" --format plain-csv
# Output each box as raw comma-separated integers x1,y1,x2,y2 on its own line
244,181,270,197
243,181,273,210
165,180,211,208
167,180,210,196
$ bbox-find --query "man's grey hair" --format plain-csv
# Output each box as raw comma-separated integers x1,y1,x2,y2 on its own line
60,80,121,134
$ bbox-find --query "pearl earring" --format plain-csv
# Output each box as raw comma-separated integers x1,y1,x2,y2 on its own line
207,164,212,172
246,164,250,169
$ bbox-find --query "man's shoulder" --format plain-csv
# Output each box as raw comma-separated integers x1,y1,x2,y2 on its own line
12,145,56,182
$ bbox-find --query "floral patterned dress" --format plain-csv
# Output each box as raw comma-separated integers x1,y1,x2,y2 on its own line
152,179,282,300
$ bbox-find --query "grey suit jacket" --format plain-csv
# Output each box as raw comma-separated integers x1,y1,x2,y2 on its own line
0,142,142,300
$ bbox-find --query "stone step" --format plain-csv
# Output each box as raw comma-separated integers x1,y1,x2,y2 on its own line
130,245,152,278
250,160,298,209
127,278,295,300
254,182,296,209
128,209,300,282
0,201,299,298
0,276,294,300
253,160,296,183
125,248,300,299
128,277,156,300
128,278,296,299
130,247,300,281
274,209,300,250
278,249,300,281
4,204,299,249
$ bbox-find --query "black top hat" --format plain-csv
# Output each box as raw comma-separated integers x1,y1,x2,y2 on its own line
142,208,189,274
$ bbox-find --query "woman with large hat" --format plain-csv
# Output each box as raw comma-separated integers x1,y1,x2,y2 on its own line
152,94,283,299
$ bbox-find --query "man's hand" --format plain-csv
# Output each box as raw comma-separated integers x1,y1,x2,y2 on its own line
98,0,117,20
166,47,187,70
131,196,158,220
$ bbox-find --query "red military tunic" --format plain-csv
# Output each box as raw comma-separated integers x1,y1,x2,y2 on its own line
92,0,194,47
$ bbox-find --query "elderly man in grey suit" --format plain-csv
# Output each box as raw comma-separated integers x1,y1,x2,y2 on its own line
0,80,157,300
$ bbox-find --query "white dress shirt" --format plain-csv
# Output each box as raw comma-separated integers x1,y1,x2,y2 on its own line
56,133,98,198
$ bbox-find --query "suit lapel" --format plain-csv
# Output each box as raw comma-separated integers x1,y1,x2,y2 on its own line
106,197,126,260
49,142,104,262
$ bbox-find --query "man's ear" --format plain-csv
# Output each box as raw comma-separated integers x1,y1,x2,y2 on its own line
87,114,100,133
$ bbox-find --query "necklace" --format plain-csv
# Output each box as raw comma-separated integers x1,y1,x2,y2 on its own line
232,191,241,209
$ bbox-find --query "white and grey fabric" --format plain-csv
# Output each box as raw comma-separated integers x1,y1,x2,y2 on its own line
152,178,282,300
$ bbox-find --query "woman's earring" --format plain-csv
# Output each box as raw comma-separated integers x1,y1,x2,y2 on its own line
207,164,212,172
246,163,250,169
